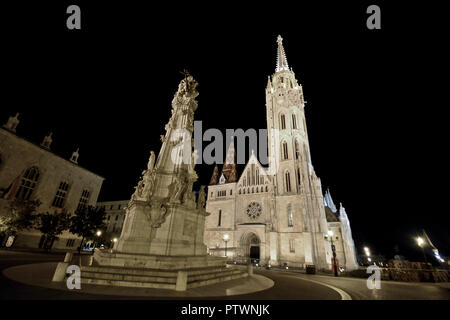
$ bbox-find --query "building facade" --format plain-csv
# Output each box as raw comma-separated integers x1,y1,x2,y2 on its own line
97,200,128,243
0,113,104,249
205,36,358,271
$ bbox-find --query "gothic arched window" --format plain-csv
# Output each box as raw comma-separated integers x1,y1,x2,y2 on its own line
15,166,40,200
282,141,289,160
292,114,297,129
280,114,286,130
285,171,291,193
297,168,301,186
287,204,293,227
295,140,300,160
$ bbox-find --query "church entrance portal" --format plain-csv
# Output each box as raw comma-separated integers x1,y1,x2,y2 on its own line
240,232,260,263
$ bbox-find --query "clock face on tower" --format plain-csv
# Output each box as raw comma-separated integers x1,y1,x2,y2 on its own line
246,202,262,219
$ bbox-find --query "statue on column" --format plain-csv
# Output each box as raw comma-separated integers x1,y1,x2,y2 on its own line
197,185,206,209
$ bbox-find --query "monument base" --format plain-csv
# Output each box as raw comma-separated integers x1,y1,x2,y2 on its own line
78,250,248,291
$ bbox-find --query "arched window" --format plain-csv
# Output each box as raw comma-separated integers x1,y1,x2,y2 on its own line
292,114,297,129
265,186,268,192
285,171,291,193
295,140,300,160
218,210,222,227
52,181,70,208
297,168,301,186
282,141,289,160
15,166,40,200
287,204,293,227
280,114,286,130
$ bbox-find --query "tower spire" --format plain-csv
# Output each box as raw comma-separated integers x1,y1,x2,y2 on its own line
276,35,289,72
221,138,237,183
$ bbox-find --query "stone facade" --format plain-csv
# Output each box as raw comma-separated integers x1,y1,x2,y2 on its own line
205,36,358,271
0,117,104,249
97,200,128,242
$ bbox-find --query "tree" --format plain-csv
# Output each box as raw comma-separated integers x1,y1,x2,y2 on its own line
35,210,70,251
0,199,41,235
69,205,107,253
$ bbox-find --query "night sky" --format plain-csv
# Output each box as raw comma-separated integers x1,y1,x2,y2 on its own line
1,2,448,262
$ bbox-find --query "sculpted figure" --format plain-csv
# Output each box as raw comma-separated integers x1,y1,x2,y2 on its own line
197,185,206,209
148,151,155,171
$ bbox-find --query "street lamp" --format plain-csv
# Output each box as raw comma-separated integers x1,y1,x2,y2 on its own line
223,234,230,259
327,230,338,277
364,246,371,265
93,230,102,252
417,237,427,263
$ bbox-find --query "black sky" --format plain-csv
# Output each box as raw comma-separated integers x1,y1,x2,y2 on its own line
1,1,448,261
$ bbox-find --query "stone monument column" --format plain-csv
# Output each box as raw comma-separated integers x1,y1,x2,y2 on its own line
113,73,207,257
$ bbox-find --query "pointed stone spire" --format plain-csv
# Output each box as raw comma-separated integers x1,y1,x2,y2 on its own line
324,188,337,213
267,76,272,89
3,113,20,132
70,148,79,164
40,132,53,150
221,138,237,183
276,35,289,72
209,165,219,185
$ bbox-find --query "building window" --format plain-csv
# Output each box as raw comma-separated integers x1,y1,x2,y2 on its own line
218,210,222,227
77,189,90,211
110,205,114,210
295,141,300,160
288,204,293,227
217,190,226,197
66,239,75,247
292,114,297,129
289,239,295,253
115,215,119,221
118,204,121,210
297,169,301,186
15,166,40,200
107,215,111,221
285,171,291,192
280,114,286,130
282,142,289,160
52,181,69,208
230,189,232,196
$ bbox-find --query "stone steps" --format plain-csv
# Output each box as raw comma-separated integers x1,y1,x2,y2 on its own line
79,266,248,290
81,265,229,277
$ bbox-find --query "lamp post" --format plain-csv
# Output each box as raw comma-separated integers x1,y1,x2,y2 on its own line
93,230,102,253
364,246,371,265
328,230,338,277
223,234,230,259
417,237,427,263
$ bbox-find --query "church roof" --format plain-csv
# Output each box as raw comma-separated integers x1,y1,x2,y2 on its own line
325,206,339,222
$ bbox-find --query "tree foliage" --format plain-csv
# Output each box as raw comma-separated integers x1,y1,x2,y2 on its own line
0,199,41,234
69,205,107,252
35,210,70,250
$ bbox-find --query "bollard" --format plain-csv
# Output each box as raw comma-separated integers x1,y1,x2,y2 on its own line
247,264,253,276
175,270,188,291
52,262,69,282
64,252,73,263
